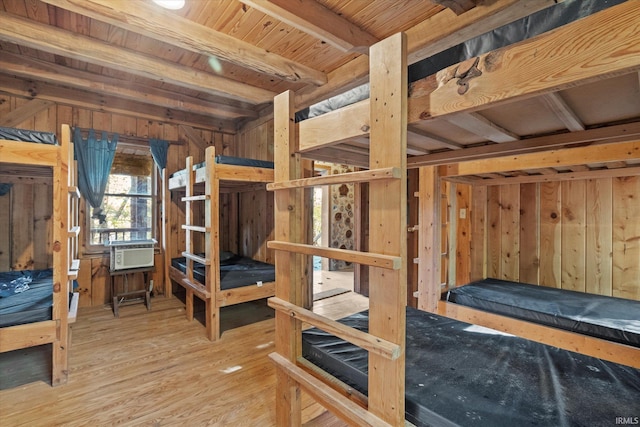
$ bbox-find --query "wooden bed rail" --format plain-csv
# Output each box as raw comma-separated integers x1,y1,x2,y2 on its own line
269,297,401,360
269,353,391,427
437,301,640,369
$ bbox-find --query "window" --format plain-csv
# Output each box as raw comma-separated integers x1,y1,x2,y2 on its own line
87,152,156,249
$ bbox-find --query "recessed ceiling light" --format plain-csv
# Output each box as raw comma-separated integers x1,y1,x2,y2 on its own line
152,0,185,10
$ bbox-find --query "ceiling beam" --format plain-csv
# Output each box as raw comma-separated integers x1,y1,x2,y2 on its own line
40,0,326,87
0,75,237,133
407,126,464,150
431,0,479,16
0,99,54,127
421,1,640,119
0,11,276,104
240,0,378,54
0,52,257,120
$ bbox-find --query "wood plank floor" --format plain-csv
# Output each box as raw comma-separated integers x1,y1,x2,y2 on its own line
0,274,367,426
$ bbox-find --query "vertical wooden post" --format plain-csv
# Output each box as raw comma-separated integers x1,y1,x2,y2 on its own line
52,124,70,385
417,165,441,312
162,168,172,297
368,32,407,425
272,90,303,426
184,156,194,321
205,146,220,341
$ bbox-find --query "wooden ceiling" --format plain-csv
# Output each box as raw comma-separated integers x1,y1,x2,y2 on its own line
1,0,639,182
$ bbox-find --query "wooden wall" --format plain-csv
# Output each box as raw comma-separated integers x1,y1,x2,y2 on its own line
461,176,640,301
0,96,239,307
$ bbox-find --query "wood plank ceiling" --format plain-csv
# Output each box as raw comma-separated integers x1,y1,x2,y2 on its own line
0,0,639,181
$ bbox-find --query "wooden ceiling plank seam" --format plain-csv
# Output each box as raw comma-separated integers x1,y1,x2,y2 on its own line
0,52,258,120
240,0,379,54
0,10,276,104
540,92,585,132
40,0,327,87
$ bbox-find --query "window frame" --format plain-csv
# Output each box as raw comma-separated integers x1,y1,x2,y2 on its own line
84,154,158,254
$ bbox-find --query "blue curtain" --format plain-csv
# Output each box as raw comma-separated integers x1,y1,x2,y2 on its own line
0,183,12,196
74,128,118,223
149,138,168,172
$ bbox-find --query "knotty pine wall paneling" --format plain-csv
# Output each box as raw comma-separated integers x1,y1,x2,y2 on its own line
464,176,640,301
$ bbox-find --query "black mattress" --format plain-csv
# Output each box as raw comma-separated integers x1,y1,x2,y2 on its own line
0,269,53,328
0,126,58,145
446,278,640,347
171,252,275,290
169,156,274,179
302,307,640,427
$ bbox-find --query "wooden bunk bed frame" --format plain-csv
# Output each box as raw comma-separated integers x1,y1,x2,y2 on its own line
165,145,275,341
0,124,80,386
423,143,640,368
268,3,640,425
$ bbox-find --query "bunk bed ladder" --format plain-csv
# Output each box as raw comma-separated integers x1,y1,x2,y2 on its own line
66,125,80,323
181,149,218,340
267,33,407,426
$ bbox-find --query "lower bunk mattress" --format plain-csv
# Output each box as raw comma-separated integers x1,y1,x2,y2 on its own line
445,278,640,347
302,307,640,427
0,269,53,328
171,252,275,290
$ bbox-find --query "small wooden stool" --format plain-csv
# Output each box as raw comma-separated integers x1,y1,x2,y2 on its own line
109,267,153,317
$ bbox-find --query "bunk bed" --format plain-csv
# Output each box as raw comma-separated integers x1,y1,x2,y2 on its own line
267,2,640,424
165,145,275,341
444,278,640,347
0,124,79,386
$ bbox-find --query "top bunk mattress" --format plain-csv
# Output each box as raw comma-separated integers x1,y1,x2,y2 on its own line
171,252,275,290
169,155,274,179
445,278,640,347
0,269,53,328
0,126,58,145
302,307,640,427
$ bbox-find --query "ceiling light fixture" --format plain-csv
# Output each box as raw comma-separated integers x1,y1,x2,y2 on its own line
152,0,185,10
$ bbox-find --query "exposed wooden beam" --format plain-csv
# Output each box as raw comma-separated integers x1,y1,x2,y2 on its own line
0,11,275,104
421,1,640,119
240,0,378,54
0,53,257,120
40,0,326,87
407,122,640,168
541,93,585,132
0,99,53,127
443,112,519,143
0,75,237,133
295,0,559,110
431,0,478,16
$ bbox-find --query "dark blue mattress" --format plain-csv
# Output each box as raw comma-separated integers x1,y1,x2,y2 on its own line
0,126,58,145
302,307,640,427
0,269,53,328
169,156,274,178
171,252,275,290
446,278,640,347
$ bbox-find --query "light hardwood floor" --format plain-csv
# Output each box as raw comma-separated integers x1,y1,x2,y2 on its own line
0,274,366,426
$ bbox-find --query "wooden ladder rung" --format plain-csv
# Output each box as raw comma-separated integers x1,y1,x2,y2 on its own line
182,225,209,233
182,194,209,201
182,251,210,265
269,297,401,360
68,186,81,198
266,167,401,191
267,241,401,270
